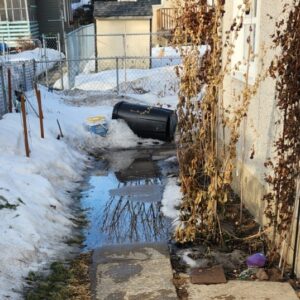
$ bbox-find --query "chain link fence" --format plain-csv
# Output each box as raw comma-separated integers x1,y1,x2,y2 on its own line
0,54,180,118
0,29,182,118
65,24,95,89
0,61,36,117
0,35,59,57
33,56,180,94
64,29,176,89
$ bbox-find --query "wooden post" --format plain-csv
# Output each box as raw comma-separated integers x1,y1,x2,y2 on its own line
20,94,30,157
36,89,44,139
7,68,12,113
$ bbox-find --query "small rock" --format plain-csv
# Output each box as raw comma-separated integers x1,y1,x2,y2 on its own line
256,268,269,281
267,267,283,281
179,272,190,279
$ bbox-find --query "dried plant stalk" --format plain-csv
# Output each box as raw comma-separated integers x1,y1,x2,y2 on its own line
264,0,300,261
174,0,267,244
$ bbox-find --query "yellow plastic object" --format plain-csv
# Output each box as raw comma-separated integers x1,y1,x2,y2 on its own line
86,115,106,125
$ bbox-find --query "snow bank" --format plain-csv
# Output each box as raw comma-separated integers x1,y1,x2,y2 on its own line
161,177,182,223
1,47,64,78
0,47,63,63
72,0,90,10
0,111,84,298
55,65,179,109
151,45,207,68
0,86,162,299
72,66,177,92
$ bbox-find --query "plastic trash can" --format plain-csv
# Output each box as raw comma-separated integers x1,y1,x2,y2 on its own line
112,101,177,142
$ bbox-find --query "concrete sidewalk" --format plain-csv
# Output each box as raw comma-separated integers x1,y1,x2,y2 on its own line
186,280,299,300
90,241,299,300
92,243,177,300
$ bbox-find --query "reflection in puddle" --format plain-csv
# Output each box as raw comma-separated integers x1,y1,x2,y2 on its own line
81,154,172,250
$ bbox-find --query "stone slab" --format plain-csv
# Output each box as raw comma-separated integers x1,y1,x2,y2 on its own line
190,265,227,284
109,184,164,202
187,280,298,300
92,243,177,300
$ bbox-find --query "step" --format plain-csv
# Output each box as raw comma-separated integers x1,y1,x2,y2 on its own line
92,242,177,300
186,280,298,300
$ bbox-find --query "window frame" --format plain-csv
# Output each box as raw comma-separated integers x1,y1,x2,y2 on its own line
0,0,28,22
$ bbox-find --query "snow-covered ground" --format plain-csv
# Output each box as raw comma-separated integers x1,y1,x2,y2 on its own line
0,63,180,298
0,43,185,298
1,48,64,81
161,177,182,225
72,0,90,10
0,48,63,63
55,66,179,109
75,66,177,92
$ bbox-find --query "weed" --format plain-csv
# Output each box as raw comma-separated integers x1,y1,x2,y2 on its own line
25,254,91,300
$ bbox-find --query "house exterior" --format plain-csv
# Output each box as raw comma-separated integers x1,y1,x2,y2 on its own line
0,0,39,46
94,0,154,70
36,0,73,37
0,0,73,47
152,0,176,33
221,0,300,274
93,0,178,70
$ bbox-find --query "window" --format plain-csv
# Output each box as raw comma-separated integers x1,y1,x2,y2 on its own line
0,0,5,21
0,0,27,21
232,0,259,84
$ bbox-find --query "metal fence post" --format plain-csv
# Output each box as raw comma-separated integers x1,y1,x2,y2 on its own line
64,31,71,89
123,34,127,85
116,57,119,95
0,65,8,114
22,63,27,91
42,34,49,88
7,68,12,113
57,33,64,90
33,59,37,87
2,37,5,57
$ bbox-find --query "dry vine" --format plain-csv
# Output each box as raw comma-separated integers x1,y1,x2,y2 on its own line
263,0,300,265
174,0,268,244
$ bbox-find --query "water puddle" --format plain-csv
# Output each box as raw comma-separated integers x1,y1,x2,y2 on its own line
81,147,177,250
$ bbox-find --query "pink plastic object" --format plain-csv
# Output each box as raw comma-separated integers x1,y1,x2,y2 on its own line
246,253,267,268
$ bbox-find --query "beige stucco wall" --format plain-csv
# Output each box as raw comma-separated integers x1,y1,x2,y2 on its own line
222,0,300,274
222,0,280,224
96,18,151,70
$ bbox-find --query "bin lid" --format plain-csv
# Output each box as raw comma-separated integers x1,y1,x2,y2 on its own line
85,115,107,126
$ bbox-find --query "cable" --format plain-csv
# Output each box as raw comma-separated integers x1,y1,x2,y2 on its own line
24,93,39,118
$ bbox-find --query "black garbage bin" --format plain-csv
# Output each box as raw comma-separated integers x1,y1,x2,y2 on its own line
112,101,177,142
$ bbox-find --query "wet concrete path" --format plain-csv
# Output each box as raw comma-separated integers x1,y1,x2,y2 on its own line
80,146,178,299
92,243,177,300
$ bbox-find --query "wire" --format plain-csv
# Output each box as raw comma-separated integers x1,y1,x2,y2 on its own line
24,93,39,118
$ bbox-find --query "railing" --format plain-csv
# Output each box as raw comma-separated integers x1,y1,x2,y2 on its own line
157,8,177,32
0,21,39,47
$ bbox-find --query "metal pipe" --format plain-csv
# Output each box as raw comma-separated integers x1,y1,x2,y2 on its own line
291,181,300,278
116,57,119,95
0,65,8,114
35,55,180,63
